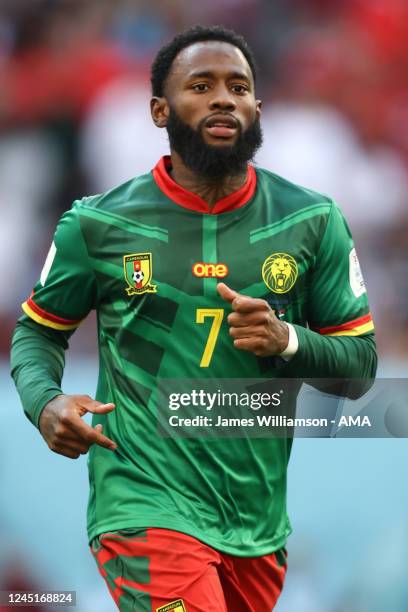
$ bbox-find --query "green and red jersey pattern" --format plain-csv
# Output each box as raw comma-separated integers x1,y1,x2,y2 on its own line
91,528,287,611
22,156,374,555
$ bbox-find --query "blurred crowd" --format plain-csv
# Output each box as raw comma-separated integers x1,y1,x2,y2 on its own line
1,3,408,610
0,0,407,356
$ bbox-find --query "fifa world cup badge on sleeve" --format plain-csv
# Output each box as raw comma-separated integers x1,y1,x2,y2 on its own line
349,247,366,298
124,253,157,296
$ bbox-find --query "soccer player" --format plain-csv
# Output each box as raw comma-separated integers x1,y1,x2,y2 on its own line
11,26,377,612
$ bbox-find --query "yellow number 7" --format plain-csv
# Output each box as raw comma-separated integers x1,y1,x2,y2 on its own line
196,308,224,367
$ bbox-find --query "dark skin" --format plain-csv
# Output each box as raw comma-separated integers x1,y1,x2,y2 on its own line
39,394,117,459
217,283,289,357
150,41,261,206
39,41,288,459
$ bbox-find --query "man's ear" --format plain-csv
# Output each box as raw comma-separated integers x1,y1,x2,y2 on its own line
151,97,169,128
255,99,262,120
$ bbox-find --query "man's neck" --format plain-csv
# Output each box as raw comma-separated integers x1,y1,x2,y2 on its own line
169,151,248,208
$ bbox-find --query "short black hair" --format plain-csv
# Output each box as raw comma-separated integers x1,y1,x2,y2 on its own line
151,25,257,97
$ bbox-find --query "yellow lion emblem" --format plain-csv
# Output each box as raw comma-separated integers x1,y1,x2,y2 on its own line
262,253,298,293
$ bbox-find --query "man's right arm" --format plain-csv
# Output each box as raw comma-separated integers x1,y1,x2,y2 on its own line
11,315,117,459
11,201,118,458
11,315,68,428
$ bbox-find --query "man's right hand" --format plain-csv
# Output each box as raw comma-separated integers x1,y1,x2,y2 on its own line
39,394,117,459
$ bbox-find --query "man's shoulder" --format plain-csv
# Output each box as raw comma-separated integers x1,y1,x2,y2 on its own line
255,165,334,213
75,169,160,215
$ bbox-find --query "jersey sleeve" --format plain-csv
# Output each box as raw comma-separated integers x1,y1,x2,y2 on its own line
22,201,97,330
307,202,374,337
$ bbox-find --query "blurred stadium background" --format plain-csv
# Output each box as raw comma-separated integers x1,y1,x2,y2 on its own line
1,1,407,610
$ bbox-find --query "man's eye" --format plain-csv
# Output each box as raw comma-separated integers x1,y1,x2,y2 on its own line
232,85,248,94
193,83,209,92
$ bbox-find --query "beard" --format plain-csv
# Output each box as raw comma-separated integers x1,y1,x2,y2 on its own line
166,107,263,180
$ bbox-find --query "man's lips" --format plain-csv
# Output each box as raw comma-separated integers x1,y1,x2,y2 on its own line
206,126,237,137
204,114,239,138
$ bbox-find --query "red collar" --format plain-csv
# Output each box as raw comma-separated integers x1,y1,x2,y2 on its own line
152,155,256,214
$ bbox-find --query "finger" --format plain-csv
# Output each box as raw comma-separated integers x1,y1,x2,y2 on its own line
61,416,99,437
55,429,90,445
49,443,81,460
233,337,270,356
217,282,238,303
62,419,109,448
87,402,115,414
228,310,269,327
62,441,90,455
59,448,81,459
229,325,264,339
231,295,270,314
75,395,116,415
48,424,93,452
52,432,92,454
69,416,117,450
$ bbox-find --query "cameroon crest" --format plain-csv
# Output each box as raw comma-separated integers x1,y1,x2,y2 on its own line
156,600,186,612
262,252,298,294
124,253,157,296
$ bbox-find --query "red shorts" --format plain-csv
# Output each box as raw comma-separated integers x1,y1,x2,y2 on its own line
91,528,287,612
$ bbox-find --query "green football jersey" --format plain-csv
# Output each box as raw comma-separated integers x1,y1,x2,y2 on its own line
21,156,374,555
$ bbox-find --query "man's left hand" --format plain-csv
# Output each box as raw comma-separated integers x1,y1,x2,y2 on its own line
217,282,289,357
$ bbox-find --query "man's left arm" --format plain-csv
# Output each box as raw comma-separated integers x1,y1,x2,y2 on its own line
217,202,377,384
290,201,377,380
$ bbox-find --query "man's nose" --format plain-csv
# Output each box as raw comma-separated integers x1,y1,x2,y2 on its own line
209,86,236,111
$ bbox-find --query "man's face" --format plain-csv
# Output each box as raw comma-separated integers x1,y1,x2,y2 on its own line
151,41,262,179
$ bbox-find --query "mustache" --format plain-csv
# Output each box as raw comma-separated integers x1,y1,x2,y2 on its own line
165,106,262,179
200,113,241,131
